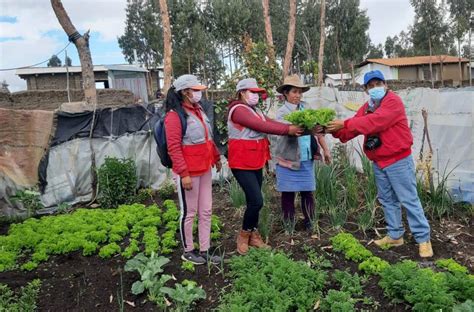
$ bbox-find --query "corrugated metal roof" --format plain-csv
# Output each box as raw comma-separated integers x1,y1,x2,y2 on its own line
16,64,148,76
358,55,469,67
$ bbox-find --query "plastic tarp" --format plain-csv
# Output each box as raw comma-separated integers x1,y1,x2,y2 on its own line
269,86,473,203
0,108,55,216
41,133,228,211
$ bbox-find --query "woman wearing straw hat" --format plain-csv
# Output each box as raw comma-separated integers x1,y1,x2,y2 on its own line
274,74,332,232
227,78,303,255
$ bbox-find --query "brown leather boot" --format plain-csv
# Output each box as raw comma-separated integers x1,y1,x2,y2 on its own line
236,230,251,255
249,230,269,248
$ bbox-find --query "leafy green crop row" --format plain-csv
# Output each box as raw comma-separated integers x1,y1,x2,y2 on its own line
0,279,41,312
330,233,474,311
0,201,181,272
330,232,389,275
218,248,327,311
284,108,336,128
380,260,474,311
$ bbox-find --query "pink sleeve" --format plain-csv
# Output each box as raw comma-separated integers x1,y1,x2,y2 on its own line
231,106,290,135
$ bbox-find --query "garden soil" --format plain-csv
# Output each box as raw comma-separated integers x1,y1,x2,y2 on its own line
0,186,472,311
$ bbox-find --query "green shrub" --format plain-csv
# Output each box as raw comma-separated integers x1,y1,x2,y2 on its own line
218,248,327,311
97,157,137,208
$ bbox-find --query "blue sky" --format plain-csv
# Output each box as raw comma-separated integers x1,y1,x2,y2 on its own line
0,0,414,92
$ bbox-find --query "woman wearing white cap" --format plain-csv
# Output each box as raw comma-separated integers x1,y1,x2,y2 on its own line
227,78,303,255
274,75,331,232
164,74,222,265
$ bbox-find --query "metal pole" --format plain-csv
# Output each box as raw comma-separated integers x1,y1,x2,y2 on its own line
65,50,71,102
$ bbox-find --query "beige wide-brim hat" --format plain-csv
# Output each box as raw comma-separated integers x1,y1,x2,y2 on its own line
276,74,310,94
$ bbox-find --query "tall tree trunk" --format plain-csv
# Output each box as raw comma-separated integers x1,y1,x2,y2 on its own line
262,0,275,64
336,31,344,87
428,37,434,88
228,45,233,75
158,0,172,93
51,0,96,105
201,51,208,98
51,0,98,204
458,39,463,87
187,53,191,74
439,56,444,87
350,62,355,88
317,0,326,86
283,0,297,79
470,25,473,87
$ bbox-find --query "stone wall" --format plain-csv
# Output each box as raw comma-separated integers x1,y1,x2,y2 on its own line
0,89,136,110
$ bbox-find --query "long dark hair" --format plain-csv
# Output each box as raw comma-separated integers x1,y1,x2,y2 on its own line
164,86,187,116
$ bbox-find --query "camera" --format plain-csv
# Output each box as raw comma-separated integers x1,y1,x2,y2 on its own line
364,136,382,150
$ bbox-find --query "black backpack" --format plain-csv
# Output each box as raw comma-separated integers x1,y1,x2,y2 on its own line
153,111,187,168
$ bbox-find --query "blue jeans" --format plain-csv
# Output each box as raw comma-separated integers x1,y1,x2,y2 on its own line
373,155,430,243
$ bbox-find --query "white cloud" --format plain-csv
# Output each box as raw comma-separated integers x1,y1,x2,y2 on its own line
360,0,414,46
0,0,127,91
0,0,126,40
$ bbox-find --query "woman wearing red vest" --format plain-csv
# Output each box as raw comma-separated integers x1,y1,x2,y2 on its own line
227,78,303,255
164,74,222,265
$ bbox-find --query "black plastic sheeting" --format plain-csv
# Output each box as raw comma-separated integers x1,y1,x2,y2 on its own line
38,101,219,193
50,105,157,147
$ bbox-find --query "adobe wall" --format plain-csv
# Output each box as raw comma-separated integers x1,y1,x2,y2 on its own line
0,89,136,110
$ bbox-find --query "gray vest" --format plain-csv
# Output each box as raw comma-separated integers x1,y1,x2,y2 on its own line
227,104,267,140
182,107,213,146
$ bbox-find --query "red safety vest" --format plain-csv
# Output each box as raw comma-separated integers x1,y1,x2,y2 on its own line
227,104,271,170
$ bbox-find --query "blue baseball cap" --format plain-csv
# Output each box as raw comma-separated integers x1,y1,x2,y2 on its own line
363,70,385,85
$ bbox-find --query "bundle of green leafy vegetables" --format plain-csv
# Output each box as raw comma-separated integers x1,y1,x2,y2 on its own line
284,108,336,129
